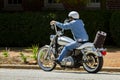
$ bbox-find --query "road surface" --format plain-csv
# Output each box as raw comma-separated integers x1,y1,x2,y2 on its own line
0,68,120,80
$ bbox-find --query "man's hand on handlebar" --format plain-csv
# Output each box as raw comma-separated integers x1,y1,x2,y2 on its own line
50,20,56,25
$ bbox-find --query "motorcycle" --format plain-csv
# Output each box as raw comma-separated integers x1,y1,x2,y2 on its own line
37,24,107,73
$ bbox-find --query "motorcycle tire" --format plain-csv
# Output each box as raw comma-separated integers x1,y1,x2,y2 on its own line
83,52,103,73
37,46,56,71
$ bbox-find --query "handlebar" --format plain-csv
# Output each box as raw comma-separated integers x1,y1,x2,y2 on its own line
51,19,68,35
51,24,57,33
51,24,64,36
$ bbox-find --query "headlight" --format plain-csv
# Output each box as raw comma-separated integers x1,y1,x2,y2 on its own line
50,35,55,41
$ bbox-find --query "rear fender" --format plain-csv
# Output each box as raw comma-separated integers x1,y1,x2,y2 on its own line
85,51,103,57
76,42,103,57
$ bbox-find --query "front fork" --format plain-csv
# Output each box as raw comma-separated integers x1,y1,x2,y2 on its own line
44,37,58,60
44,42,53,60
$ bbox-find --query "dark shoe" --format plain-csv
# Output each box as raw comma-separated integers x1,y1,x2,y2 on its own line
54,59,61,65
54,59,60,64
54,59,65,67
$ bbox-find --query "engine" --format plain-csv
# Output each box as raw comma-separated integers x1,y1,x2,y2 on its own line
61,50,83,68
61,56,74,67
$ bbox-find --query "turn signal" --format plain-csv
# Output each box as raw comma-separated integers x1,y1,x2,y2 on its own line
101,51,107,56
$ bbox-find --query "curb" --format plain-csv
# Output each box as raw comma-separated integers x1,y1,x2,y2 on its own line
0,64,120,72
0,64,40,69
102,67,120,72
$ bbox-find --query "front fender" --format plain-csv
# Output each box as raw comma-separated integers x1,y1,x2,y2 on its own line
44,45,50,48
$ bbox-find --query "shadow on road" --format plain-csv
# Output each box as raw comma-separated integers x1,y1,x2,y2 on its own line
53,70,120,75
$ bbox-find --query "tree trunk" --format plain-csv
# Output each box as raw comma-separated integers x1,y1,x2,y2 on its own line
100,0,106,10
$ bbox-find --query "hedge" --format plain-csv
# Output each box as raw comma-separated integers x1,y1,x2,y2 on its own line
0,10,117,47
0,11,68,47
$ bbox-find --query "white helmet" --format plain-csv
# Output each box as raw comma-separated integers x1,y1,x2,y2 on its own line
68,11,79,19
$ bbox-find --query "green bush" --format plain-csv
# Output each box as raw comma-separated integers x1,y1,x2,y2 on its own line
79,10,113,46
0,11,113,47
110,11,120,47
0,12,58,46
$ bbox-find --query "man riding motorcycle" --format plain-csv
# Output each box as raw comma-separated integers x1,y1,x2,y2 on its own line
50,11,89,63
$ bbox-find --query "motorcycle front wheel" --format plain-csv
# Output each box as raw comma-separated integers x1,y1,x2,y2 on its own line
37,46,56,71
83,52,103,73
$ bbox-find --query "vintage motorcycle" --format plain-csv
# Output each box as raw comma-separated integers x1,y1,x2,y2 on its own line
37,24,107,73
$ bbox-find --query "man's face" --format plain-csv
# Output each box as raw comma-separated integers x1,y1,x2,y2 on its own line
68,17,74,21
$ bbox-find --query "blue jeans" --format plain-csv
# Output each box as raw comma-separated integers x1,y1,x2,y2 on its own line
57,41,81,62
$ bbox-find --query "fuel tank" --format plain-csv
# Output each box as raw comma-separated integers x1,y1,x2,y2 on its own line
58,36,74,45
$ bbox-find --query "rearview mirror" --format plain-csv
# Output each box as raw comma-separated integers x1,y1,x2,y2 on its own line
64,18,70,23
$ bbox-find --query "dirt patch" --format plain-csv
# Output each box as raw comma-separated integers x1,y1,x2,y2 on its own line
103,51,120,67
0,47,120,67
0,47,37,65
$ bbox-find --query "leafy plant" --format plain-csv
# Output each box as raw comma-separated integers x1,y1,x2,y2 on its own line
2,47,9,57
31,44,39,60
20,52,28,63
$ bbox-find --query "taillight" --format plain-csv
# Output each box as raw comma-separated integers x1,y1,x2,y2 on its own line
101,51,107,56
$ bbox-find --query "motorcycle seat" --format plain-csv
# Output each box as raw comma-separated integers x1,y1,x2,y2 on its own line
78,41,88,44
76,42,94,50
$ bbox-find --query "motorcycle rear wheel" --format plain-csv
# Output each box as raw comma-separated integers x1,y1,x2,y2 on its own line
83,52,103,73
37,46,56,71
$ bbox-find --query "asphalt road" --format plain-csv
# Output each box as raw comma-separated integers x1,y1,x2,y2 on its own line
0,68,120,80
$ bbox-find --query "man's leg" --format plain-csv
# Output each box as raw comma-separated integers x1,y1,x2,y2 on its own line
57,41,80,62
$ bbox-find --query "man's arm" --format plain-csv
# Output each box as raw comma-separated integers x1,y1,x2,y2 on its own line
56,21,73,30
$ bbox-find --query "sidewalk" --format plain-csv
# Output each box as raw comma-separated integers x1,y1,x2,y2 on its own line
0,47,120,72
